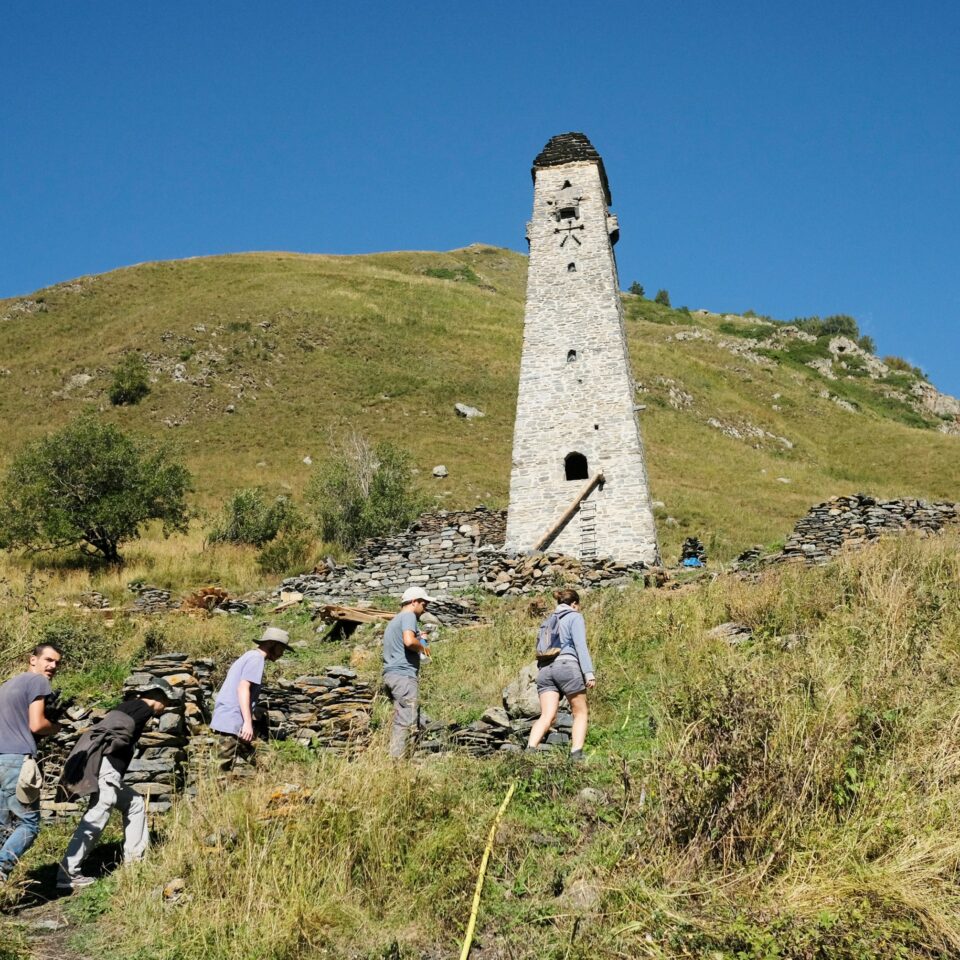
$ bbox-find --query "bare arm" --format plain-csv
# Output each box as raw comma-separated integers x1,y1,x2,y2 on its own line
237,680,254,742
28,698,60,737
402,630,426,654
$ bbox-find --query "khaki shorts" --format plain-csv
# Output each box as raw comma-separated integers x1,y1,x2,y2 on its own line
536,658,586,698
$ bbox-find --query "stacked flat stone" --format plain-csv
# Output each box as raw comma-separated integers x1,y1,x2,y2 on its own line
418,665,573,756
478,550,647,596
737,495,960,569
681,537,707,564
279,509,501,611
258,667,374,751
128,582,176,613
121,654,215,812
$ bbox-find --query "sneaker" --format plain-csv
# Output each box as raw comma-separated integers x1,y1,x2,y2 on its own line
56,872,96,892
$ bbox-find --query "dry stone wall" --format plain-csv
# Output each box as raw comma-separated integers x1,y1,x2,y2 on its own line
736,494,960,568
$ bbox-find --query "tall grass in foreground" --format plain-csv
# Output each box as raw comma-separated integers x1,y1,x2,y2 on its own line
79,532,960,959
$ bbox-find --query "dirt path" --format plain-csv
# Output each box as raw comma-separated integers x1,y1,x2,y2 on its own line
12,897,94,960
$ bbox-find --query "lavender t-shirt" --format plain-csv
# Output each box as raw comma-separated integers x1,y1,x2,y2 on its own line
210,650,266,735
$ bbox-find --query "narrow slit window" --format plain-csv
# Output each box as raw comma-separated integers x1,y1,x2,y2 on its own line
565,452,589,481
561,179,572,189
567,262,576,272
567,349,577,362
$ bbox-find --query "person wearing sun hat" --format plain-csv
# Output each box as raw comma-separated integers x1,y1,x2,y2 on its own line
210,626,292,771
382,586,436,758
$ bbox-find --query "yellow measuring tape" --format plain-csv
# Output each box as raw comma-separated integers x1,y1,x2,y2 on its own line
458,779,518,960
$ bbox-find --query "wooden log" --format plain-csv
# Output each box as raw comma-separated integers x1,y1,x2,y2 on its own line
531,473,604,552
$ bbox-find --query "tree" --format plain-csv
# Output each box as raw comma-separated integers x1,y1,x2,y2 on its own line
654,289,671,307
305,434,429,550
628,281,645,297
0,414,191,562
109,352,151,406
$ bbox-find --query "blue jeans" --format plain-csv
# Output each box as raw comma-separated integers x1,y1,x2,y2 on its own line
0,754,41,874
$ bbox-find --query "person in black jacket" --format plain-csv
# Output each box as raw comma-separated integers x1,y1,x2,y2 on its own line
56,680,180,891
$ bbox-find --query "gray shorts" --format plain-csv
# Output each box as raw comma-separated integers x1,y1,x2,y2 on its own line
536,658,586,698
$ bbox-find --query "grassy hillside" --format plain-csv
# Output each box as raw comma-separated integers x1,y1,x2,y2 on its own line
2,532,958,959
0,246,957,564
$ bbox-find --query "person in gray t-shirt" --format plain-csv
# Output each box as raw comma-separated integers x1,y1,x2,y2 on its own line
382,586,435,758
0,644,62,882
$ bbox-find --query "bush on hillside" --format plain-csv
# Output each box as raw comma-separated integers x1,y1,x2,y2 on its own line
628,281,645,297
108,352,151,406
255,530,313,576
209,489,302,547
883,354,924,378
654,288,671,306
305,435,429,550
0,414,190,563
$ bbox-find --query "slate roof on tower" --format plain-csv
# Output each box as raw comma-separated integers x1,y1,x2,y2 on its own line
532,132,611,205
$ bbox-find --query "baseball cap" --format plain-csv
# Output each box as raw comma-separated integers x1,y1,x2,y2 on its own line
401,587,437,605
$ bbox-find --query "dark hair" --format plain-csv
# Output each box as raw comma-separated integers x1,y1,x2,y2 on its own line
30,643,63,658
554,588,580,606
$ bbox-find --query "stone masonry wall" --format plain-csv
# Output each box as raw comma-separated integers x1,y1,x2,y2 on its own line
506,134,659,564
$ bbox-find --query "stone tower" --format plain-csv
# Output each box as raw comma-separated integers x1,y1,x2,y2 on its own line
505,132,659,564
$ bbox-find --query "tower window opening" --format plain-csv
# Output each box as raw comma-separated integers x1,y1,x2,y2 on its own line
565,452,589,481
567,349,577,363
567,262,576,273
558,206,578,220
594,423,599,430
561,179,572,189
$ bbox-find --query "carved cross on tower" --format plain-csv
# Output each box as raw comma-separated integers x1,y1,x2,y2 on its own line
555,223,585,246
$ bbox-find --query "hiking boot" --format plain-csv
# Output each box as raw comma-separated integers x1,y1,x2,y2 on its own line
56,871,95,892
569,749,586,764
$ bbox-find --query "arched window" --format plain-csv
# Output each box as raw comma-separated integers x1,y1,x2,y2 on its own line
564,452,588,481
567,349,577,362
567,262,577,273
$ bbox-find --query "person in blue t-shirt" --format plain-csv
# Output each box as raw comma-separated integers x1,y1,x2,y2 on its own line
210,627,292,771
0,643,63,883
382,586,435,758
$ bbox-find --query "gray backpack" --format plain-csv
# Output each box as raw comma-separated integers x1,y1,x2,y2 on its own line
535,609,572,665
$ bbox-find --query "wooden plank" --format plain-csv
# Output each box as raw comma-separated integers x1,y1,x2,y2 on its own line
531,472,604,552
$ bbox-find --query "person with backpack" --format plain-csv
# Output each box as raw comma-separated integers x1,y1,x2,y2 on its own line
527,588,595,761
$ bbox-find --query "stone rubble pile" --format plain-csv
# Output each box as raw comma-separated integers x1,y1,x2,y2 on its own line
419,663,573,756
478,551,648,596
258,667,375,752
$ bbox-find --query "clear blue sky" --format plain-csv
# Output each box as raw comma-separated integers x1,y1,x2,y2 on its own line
3,1,958,395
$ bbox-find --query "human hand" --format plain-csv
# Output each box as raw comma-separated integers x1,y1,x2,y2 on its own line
586,677,597,690
239,721,254,742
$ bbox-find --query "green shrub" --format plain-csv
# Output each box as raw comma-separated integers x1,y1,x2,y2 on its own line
108,352,151,406
255,530,312,576
883,355,924,378
0,414,191,563
628,281,644,297
209,489,301,546
305,436,429,550
654,288,671,307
